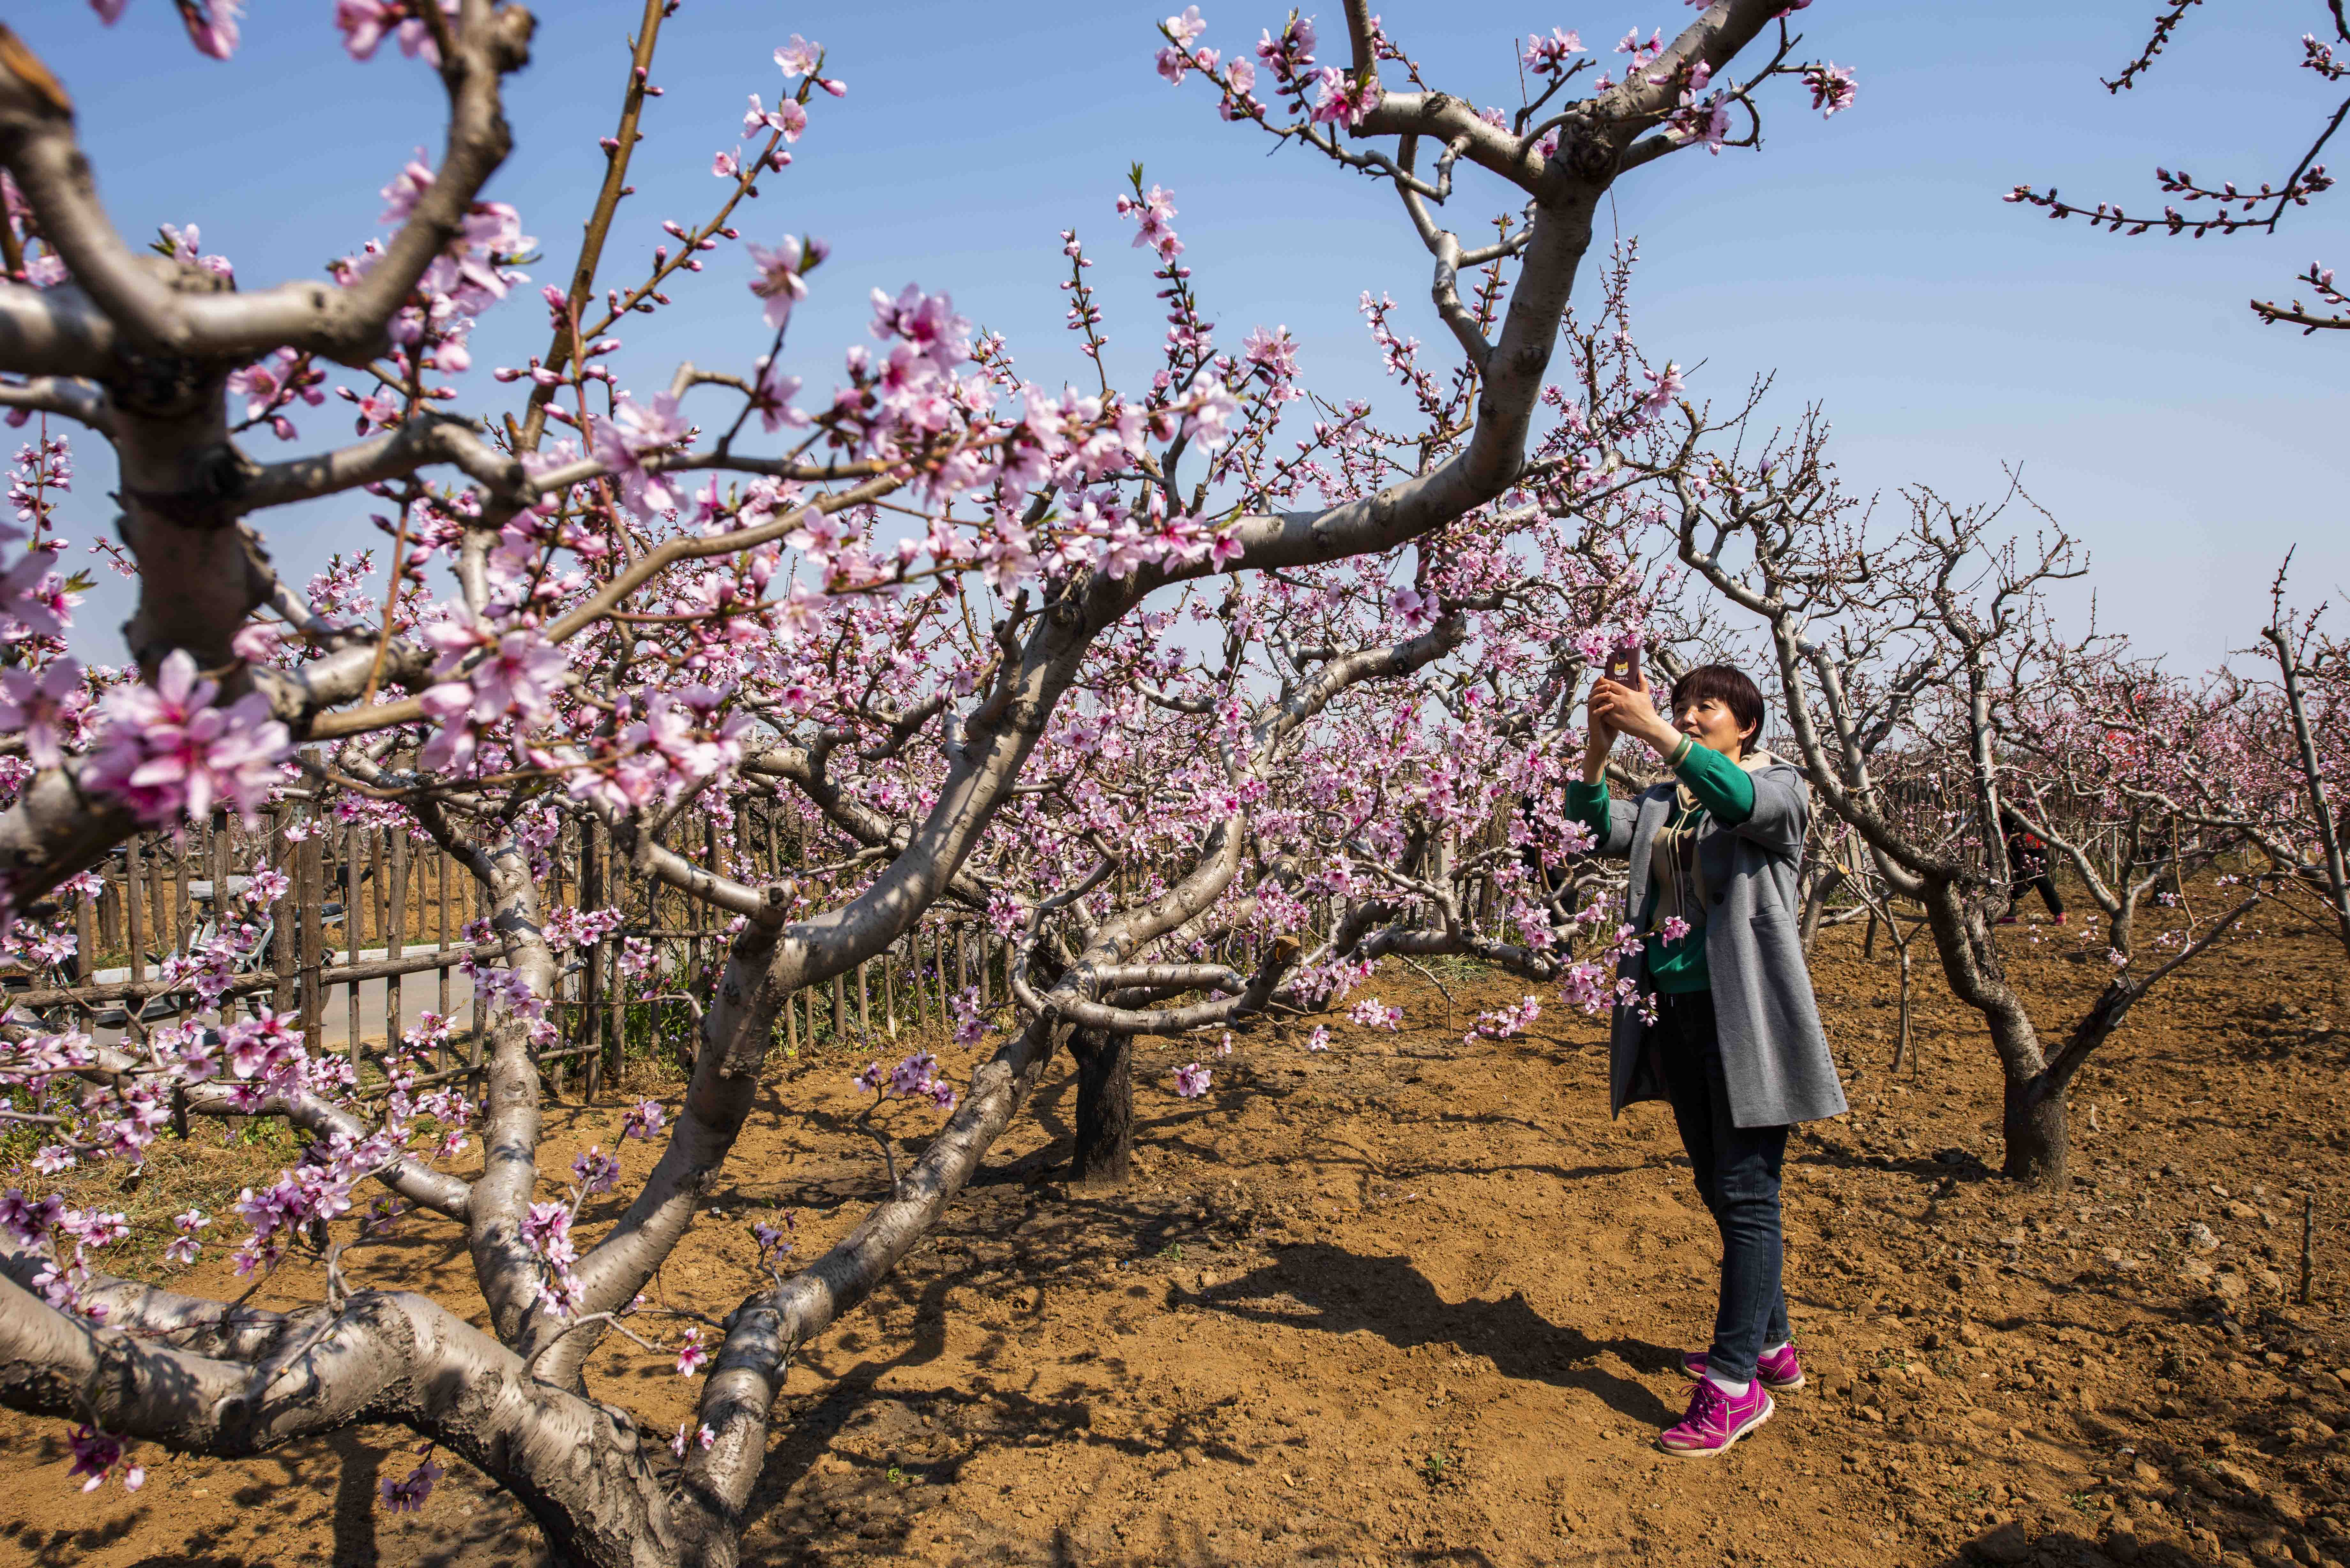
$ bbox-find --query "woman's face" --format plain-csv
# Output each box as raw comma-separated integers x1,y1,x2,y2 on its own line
1675,694,1753,759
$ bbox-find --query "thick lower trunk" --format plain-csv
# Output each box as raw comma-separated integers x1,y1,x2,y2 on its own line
1070,1027,1134,1186
2001,1075,2068,1190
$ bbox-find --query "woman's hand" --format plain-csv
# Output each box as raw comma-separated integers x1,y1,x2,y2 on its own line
1582,678,1618,782
1590,674,1678,761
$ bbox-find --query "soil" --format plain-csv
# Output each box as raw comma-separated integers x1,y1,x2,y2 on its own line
5,897,2350,1568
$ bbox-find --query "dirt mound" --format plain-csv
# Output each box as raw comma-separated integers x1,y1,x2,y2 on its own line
5,904,2348,1568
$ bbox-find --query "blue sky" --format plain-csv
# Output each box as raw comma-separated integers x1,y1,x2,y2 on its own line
19,0,2346,671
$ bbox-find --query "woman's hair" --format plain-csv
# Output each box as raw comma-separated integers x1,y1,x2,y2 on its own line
1670,663,1766,744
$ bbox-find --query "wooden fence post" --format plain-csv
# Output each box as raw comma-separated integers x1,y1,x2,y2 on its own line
345,822,364,1073
436,846,453,1030
270,810,296,1015
97,860,122,954
582,820,604,1103
124,835,151,982
146,838,168,969
469,878,486,1088
171,834,190,965
73,878,94,985
386,830,407,1056
910,928,928,1030
297,832,325,1045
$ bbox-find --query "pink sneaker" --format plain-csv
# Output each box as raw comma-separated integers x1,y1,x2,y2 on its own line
1658,1376,1773,1457
1679,1343,1804,1390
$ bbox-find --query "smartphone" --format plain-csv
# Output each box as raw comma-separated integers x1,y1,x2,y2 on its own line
1602,644,1641,690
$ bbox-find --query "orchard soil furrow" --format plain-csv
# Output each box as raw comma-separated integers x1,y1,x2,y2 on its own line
4,904,2348,1568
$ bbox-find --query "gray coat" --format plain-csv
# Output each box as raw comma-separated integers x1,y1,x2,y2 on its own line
1584,754,1847,1128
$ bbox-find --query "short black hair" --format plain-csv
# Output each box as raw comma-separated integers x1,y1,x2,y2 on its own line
1670,663,1765,745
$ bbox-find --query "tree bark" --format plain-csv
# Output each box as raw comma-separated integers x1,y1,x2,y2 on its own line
1069,1026,1134,1186
2001,1073,2068,1191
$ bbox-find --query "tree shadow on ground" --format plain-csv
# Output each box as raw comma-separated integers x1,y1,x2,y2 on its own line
1922,1520,2225,1567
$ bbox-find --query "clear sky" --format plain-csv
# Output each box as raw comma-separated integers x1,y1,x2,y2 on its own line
19,0,2346,673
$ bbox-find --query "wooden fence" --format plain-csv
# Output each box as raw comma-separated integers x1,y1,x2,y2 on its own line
3,800,1025,1105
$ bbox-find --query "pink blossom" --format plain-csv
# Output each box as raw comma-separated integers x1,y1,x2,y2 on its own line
1116,185,1182,261
746,236,822,329
66,1424,143,1493
593,393,691,518
1174,1062,1212,1098
82,651,292,827
1802,61,1857,117
0,1188,64,1243
773,34,823,79
1522,28,1583,75
1310,66,1380,128
1179,368,1240,448
177,0,242,60
1639,362,1686,414
0,659,85,770
337,0,452,62
1241,323,1299,381
1668,92,1733,155
163,1208,210,1266
1,547,80,638
379,149,437,223
572,1146,621,1195
751,356,808,433
380,1455,444,1512
1387,586,1438,630
744,94,807,143
675,1326,709,1376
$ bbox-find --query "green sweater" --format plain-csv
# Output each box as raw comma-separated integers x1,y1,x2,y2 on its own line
1565,743,1757,994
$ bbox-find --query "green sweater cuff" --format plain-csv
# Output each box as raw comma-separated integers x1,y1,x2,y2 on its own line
1673,743,1756,824
1563,779,1609,843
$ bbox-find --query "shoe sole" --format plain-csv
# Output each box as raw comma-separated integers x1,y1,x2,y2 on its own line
1680,1359,1804,1392
1657,1393,1773,1458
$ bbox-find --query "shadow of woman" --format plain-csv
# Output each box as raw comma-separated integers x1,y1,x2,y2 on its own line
1184,1241,1682,1427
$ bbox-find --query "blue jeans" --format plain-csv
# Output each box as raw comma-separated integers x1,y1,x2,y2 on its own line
1649,990,1790,1384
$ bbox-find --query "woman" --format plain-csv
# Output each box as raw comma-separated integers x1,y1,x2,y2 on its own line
1569,663,1846,1457
1996,803,2066,925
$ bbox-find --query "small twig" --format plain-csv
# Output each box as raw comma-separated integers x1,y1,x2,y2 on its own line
1401,955,1456,1031
2303,1194,2317,1306
853,1098,900,1194
524,1310,663,1379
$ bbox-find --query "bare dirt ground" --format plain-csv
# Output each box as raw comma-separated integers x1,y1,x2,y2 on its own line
5,895,2349,1568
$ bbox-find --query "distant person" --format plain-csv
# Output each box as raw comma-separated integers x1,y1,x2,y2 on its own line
1569,663,1847,1457
1997,804,2066,925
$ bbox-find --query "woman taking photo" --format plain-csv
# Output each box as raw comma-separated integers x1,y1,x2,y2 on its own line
1568,663,1846,1457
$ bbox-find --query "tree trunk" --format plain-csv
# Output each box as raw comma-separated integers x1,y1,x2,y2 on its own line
1069,1026,1134,1186
2001,1074,2068,1190
1798,863,1845,953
